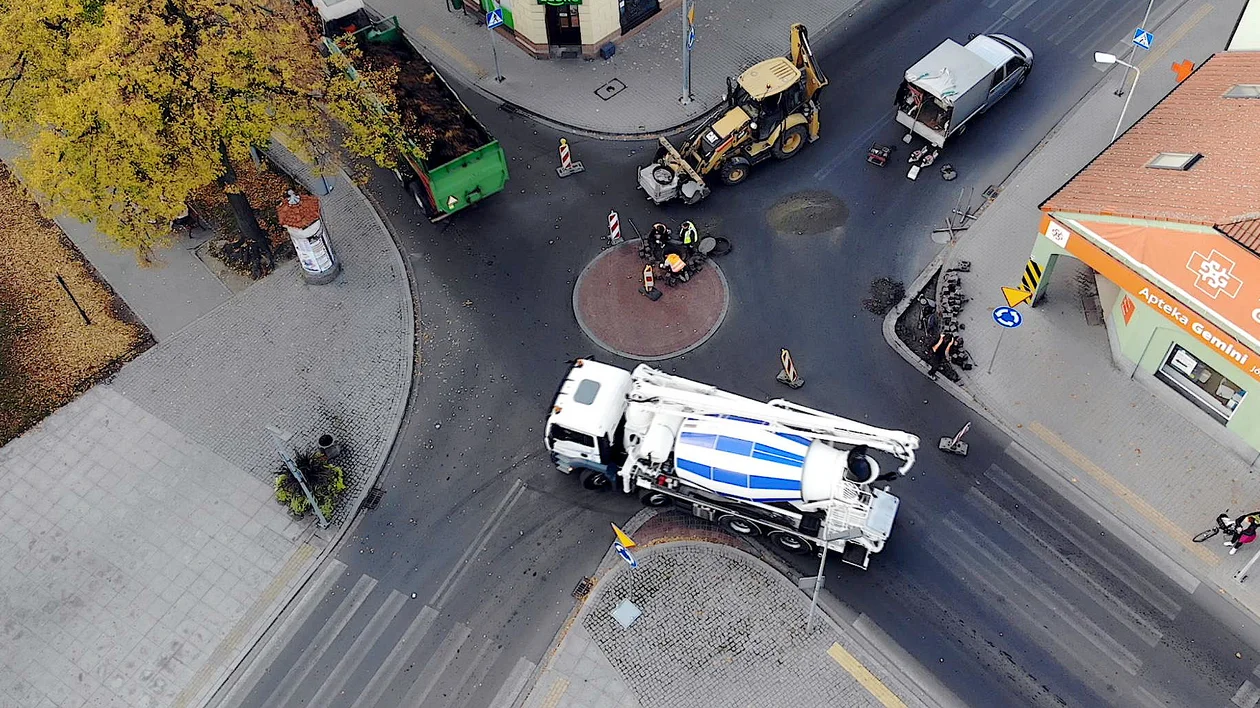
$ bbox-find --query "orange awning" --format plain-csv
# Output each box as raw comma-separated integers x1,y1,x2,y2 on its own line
1043,216,1260,383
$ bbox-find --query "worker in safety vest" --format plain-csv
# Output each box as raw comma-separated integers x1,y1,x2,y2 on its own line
679,221,698,246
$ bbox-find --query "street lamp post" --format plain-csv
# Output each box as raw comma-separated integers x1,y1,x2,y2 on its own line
1094,52,1141,142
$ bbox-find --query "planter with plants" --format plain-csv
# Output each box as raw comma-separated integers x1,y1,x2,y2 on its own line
274,450,347,520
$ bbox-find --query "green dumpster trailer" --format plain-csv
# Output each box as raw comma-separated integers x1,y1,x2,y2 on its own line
324,15,509,221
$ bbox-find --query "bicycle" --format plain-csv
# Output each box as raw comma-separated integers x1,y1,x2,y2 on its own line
1193,511,1260,543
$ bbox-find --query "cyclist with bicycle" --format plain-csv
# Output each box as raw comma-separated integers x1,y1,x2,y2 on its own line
1229,515,1260,555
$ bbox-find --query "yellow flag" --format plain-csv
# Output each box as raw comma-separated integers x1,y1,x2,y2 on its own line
612,523,636,548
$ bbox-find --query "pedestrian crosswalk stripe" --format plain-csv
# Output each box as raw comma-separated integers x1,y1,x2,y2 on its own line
400,623,473,706
308,589,409,707
1020,259,1043,292
352,605,440,708
263,574,377,707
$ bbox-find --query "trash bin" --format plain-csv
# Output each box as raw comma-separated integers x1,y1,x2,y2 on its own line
318,434,342,460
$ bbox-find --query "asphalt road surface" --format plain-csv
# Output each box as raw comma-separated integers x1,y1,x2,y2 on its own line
213,1,1260,706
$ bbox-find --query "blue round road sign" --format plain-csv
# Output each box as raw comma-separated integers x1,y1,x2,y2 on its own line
993,306,1022,328
614,541,638,569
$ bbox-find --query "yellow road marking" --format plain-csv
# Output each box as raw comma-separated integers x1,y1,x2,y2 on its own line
415,26,489,80
1138,4,1214,72
827,643,907,708
539,677,570,708
1028,422,1219,567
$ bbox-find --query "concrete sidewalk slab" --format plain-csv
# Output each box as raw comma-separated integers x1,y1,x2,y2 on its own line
885,0,1260,616
380,0,862,135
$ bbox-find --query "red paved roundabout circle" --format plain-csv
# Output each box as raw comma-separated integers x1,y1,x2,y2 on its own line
573,241,729,361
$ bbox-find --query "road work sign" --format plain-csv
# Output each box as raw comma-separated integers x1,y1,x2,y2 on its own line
611,523,636,548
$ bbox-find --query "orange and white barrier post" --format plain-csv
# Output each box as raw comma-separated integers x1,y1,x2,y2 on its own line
776,348,804,389
938,421,971,456
556,138,585,178
639,264,661,301
608,210,623,245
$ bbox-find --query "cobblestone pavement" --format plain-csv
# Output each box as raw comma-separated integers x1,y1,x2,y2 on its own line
374,0,863,135
0,143,414,708
885,0,1260,613
522,541,939,708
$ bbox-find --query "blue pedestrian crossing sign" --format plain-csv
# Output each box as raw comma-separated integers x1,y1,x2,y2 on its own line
613,541,638,569
1132,28,1154,50
486,8,505,30
687,27,696,50
993,306,1023,328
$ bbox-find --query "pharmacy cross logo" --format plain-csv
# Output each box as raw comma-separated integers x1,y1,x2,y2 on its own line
1187,249,1244,299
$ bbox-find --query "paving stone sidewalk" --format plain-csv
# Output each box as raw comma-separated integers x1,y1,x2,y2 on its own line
886,0,1260,613
521,541,946,708
0,142,414,708
375,0,861,135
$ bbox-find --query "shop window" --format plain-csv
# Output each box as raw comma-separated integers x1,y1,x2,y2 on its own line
1155,343,1246,423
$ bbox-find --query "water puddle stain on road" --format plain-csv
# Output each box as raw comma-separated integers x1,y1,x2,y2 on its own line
766,189,848,235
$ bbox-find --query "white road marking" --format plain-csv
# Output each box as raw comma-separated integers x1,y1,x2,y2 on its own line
942,512,1143,676
966,482,1164,646
399,623,472,706
307,589,409,708
431,478,527,609
215,559,347,706
352,605,441,708
263,573,378,707
488,657,538,708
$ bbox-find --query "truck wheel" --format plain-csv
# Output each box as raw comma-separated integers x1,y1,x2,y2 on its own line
406,181,432,217
580,468,612,492
772,125,809,160
719,515,760,537
769,531,812,554
638,490,672,507
719,157,751,186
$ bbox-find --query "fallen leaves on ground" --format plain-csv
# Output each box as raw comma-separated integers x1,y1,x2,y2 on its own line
0,163,152,444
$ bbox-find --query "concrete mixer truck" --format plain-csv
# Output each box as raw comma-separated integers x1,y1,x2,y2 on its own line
545,360,921,569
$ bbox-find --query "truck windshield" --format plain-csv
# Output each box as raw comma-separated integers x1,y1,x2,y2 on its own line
549,424,594,449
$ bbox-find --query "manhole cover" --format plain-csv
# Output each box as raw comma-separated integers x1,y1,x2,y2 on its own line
594,79,626,101
767,190,848,235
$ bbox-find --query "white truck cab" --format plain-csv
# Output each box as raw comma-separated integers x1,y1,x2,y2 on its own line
546,359,633,474
896,33,1033,148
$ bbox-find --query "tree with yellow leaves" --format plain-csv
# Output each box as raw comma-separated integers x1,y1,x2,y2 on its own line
0,0,404,273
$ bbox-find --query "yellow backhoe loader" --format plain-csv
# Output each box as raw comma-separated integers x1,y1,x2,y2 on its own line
637,23,828,205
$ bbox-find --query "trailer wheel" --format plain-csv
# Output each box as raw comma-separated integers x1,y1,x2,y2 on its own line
773,125,808,160
638,490,672,507
406,181,432,217
719,157,751,186
769,531,812,554
580,468,613,492
719,515,760,537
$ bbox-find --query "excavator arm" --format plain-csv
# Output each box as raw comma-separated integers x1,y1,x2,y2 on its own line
790,23,829,100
